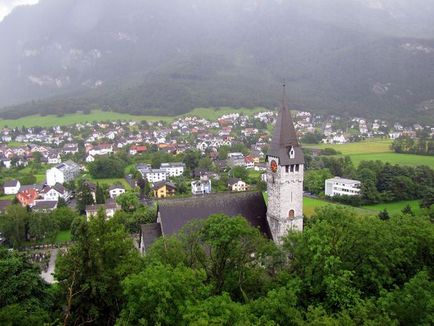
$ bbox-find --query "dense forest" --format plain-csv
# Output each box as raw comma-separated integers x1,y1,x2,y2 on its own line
1,206,433,325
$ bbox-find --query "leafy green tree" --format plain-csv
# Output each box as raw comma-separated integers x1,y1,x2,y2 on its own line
230,166,248,181
95,182,105,204
50,207,78,230
119,264,208,325
28,213,59,242
116,192,140,213
56,215,141,326
76,183,95,215
0,205,28,247
57,197,67,208
378,208,390,221
401,204,415,216
182,149,201,171
88,156,126,179
0,249,52,325
304,169,332,195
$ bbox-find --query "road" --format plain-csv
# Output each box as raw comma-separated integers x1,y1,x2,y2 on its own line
40,248,58,284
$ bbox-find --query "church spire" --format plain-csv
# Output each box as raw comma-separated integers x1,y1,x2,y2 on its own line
267,83,302,165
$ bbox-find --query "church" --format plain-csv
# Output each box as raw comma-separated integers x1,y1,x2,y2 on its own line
140,87,305,253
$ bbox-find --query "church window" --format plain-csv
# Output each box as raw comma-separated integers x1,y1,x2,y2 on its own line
285,166,289,173
290,165,294,172
295,164,299,172
288,210,295,218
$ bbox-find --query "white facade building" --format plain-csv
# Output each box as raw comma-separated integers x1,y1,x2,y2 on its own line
3,180,20,195
160,162,185,177
325,177,361,197
46,160,80,186
191,177,212,195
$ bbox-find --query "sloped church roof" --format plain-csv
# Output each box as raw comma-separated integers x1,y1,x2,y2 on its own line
267,84,304,165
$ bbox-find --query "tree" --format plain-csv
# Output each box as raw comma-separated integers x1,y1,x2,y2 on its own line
378,208,390,221
28,213,59,242
57,197,67,208
304,169,332,195
55,215,141,325
116,192,140,213
76,183,95,215
183,150,201,171
95,182,105,204
230,166,248,181
0,249,52,325
50,207,78,230
136,176,150,199
0,205,28,247
119,264,208,325
88,156,126,179
401,204,415,216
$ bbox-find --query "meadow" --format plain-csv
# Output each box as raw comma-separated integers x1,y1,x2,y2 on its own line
0,107,267,129
304,139,434,168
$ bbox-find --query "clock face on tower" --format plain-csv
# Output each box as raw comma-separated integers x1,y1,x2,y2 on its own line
270,160,278,173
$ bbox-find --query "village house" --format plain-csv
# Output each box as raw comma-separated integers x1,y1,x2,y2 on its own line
3,179,21,195
191,176,212,195
86,199,119,219
109,185,126,198
228,178,248,192
153,181,177,198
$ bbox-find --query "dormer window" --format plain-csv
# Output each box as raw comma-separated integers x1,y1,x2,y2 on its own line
289,146,295,159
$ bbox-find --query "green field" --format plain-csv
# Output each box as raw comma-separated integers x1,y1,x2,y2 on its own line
362,200,422,216
0,107,267,128
86,176,132,190
303,197,372,217
305,139,434,168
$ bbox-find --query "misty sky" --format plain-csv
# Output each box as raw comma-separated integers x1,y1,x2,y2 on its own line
0,0,39,21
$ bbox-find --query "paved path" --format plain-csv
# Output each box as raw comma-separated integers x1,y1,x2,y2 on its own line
40,248,58,284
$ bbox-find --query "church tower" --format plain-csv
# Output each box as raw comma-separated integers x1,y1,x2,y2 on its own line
266,84,304,242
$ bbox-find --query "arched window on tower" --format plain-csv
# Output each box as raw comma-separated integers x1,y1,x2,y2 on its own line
288,210,295,219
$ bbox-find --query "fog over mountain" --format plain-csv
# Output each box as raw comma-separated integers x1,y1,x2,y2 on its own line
1,0,434,122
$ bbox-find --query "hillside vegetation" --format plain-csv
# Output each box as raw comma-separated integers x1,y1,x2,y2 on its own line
0,0,434,122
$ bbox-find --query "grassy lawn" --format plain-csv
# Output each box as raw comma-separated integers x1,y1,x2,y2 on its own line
304,138,434,168
362,200,422,216
55,230,72,243
0,107,267,128
88,177,132,190
303,197,372,217
0,194,16,200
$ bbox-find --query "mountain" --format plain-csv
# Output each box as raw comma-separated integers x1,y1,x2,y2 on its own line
0,0,434,122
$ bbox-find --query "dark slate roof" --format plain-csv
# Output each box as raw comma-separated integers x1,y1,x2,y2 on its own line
228,178,242,186
3,179,18,187
33,200,58,210
0,200,12,213
140,223,163,250
267,85,304,166
158,192,271,239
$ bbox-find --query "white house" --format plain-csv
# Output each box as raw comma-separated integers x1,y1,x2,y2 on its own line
3,180,21,195
160,162,185,177
325,177,361,197
191,176,212,195
46,160,80,186
109,185,126,198
137,164,167,183
42,183,70,201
